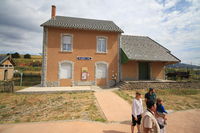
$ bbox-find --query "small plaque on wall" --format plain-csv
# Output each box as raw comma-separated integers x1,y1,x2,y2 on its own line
77,57,92,60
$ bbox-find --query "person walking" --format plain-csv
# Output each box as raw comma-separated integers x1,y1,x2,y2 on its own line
131,92,143,133
141,100,160,133
145,88,157,103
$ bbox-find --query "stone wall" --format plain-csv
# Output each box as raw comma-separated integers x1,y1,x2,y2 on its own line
118,81,200,90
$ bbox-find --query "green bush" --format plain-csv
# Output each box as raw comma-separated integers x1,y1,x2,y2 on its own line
24,54,31,59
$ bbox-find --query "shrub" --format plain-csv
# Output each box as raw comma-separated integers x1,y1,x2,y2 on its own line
11,52,20,58
24,54,31,59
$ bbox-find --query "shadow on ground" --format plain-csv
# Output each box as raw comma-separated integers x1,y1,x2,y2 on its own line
120,120,131,125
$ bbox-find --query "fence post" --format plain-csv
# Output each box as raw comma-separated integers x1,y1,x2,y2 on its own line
11,81,14,93
20,73,23,86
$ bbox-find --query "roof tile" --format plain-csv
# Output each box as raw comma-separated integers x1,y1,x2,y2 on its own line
41,16,123,33
121,35,180,62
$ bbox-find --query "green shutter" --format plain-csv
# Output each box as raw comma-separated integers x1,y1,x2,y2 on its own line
121,49,129,64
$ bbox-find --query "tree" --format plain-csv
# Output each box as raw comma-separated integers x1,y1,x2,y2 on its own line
24,54,31,59
11,52,20,58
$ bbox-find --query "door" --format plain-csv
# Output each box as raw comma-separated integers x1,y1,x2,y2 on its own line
96,63,107,86
4,70,8,80
139,62,150,80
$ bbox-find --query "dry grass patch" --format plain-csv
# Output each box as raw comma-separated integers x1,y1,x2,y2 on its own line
0,92,105,124
114,89,200,111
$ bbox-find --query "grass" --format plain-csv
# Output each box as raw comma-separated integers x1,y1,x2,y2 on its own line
114,88,200,111
13,76,41,87
13,55,42,63
0,92,106,124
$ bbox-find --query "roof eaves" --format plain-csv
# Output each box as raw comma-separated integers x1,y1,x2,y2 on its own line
128,58,180,62
147,37,170,52
41,24,123,33
168,52,181,62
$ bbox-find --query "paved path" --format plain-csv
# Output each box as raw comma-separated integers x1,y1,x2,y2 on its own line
167,109,200,133
16,86,93,93
0,110,200,133
0,121,130,133
95,91,131,122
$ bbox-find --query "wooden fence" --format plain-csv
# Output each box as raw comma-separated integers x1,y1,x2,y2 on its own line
0,81,14,93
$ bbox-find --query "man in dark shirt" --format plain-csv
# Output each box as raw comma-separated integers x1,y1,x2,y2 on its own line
145,88,157,103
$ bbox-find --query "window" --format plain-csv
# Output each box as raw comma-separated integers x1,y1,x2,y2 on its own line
97,37,107,53
96,63,107,78
62,35,72,52
59,62,72,79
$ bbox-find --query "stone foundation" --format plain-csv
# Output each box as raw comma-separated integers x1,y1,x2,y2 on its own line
45,81,60,87
118,81,200,89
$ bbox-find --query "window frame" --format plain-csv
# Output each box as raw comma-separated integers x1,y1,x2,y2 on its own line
61,34,73,52
96,36,107,53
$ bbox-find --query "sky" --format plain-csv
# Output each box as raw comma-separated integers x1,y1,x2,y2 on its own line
0,0,200,65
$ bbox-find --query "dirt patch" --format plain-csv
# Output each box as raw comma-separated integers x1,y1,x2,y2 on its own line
0,92,106,124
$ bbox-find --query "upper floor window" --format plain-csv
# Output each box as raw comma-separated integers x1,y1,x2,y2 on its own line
97,37,107,53
62,34,72,52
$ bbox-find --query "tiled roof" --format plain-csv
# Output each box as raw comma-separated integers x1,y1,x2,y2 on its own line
0,56,8,65
121,35,180,62
0,55,15,65
41,16,123,33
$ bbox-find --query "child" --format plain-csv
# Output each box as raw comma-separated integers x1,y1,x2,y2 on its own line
156,98,167,125
131,92,143,133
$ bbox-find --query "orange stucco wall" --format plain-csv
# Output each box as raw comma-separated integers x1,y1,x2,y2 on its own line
122,61,138,80
122,61,165,80
46,27,119,86
151,62,165,80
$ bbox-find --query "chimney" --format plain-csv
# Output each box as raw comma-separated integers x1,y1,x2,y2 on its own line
51,5,56,19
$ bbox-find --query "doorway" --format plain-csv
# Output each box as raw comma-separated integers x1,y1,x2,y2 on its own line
4,70,8,80
139,62,150,80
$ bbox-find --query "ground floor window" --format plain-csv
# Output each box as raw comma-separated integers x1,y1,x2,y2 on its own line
96,63,107,79
59,62,72,79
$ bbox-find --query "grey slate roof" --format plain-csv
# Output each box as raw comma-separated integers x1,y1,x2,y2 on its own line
41,16,123,33
0,55,15,65
0,56,8,65
121,35,180,62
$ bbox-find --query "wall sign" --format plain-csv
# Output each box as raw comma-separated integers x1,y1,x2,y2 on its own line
82,67,88,80
77,57,92,60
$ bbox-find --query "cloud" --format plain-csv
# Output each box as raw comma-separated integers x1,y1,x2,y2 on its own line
0,0,199,65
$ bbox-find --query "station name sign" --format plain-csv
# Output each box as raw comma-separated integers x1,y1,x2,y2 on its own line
77,57,92,60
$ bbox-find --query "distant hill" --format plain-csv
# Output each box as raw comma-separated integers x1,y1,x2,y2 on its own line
166,63,200,69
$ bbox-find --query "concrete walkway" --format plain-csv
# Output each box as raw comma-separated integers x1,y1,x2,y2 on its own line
95,91,131,122
0,121,130,133
167,109,200,133
16,86,93,94
0,109,200,133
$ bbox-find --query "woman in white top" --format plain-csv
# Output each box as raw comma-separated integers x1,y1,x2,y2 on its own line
131,92,143,133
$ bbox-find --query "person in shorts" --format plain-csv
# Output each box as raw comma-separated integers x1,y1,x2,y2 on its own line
131,92,143,133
